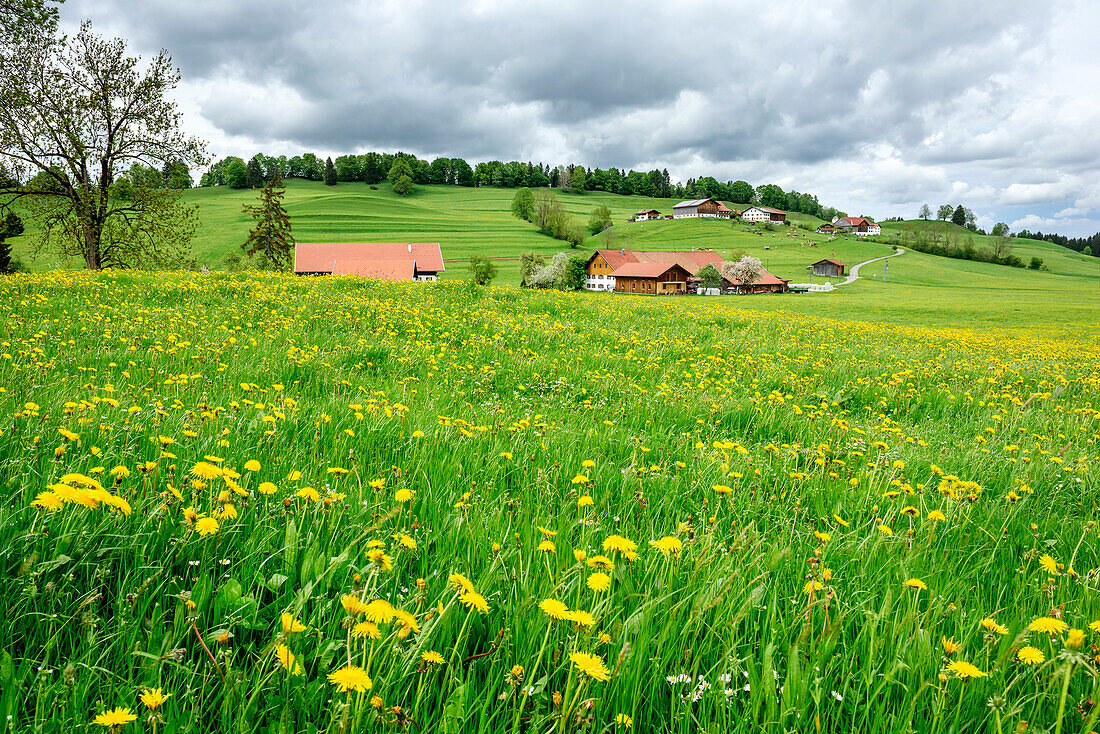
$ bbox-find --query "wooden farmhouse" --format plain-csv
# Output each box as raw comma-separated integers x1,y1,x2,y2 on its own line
294,243,445,281
832,217,881,236
811,258,846,277
585,249,725,291
815,223,841,234
609,262,693,295
634,209,662,221
672,198,721,219
741,206,787,224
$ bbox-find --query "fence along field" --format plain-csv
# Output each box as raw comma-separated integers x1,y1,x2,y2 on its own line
2,270,1099,733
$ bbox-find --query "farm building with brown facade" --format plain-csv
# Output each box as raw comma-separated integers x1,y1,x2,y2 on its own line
585,249,725,291
811,258,846,277
294,243,446,281
609,262,693,295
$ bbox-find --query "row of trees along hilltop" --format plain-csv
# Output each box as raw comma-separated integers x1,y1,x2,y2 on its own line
200,152,843,220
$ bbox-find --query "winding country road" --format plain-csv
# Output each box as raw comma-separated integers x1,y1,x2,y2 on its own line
834,247,905,287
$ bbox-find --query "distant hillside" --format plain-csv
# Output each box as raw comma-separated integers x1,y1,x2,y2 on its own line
4,180,866,284
879,220,1099,279
8,184,1100,289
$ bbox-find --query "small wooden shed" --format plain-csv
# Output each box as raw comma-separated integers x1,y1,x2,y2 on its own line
811,258,846,277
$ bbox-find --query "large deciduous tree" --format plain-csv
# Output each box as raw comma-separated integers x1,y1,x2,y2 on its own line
241,170,294,269
918,204,931,220
722,256,763,294
388,157,414,196
0,21,207,269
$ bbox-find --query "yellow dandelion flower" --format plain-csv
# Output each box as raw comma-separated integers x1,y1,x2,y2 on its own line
93,707,137,729
363,599,396,624
1067,628,1085,649
903,578,927,591
190,462,222,480
258,482,277,495
569,652,611,682
945,660,986,679
1018,646,1044,665
833,514,849,527
602,535,637,554
244,460,261,471
327,665,372,693
540,598,570,620
1038,554,1059,575
1029,617,1069,635
394,488,414,503
460,591,489,613
449,573,475,594
941,636,961,654
281,612,306,633
578,495,594,507
981,618,1008,635
139,689,170,710
351,621,381,640
565,609,596,628
421,650,445,666
587,572,611,593
927,510,946,522
538,540,556,553
275,645,303,675
616,713,633,728
195,517,219,536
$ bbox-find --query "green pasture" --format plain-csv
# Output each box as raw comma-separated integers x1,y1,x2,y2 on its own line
1,271,1098,734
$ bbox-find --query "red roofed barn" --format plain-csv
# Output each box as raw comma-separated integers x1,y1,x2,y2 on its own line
585,249,725,291
610,262,692,294
294,243,445,281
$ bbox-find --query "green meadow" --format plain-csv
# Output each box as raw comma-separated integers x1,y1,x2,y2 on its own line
9,180,1097,304
1,269,1099,734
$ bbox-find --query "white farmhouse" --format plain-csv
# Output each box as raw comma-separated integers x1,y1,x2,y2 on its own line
740,206,787,224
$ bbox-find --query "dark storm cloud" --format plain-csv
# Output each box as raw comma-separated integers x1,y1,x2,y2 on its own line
62,0,1100,230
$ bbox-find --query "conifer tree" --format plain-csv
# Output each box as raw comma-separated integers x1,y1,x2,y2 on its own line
241,171,294,269
323,157,337,186
0,225,12,273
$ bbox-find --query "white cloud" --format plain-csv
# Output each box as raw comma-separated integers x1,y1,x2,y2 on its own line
59,0,1100,235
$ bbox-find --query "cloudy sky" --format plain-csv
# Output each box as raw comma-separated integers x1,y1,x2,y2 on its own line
65,0,1100,235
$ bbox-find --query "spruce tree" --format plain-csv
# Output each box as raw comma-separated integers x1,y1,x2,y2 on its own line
0,229,12,273
246,156,265,188
323,157,337,186
241,171,294,269
951,205,966,227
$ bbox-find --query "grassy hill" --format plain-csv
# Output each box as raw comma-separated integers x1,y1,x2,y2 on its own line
6,184,1100,332
4,181,873,284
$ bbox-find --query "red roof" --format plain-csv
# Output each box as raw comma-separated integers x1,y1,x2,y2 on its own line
294,243,445,274
610,262,688,278
812,258,846,267
838,217,875,227
332,259,416,280
591,249,725,275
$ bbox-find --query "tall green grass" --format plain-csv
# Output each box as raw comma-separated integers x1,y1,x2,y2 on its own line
1,271,1098,733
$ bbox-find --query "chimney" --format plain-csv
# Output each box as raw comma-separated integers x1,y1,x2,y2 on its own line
407,244,412,253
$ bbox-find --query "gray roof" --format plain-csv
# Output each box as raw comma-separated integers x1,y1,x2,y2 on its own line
672,198,714,208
